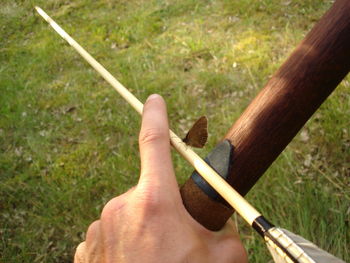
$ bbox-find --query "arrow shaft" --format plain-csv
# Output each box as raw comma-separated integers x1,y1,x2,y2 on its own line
35,6,261,225
35,7,347,263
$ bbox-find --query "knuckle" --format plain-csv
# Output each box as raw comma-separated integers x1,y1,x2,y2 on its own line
134,184,164,214
85,221,101,249
101,196,126,221
74,242,86,263
139,128,167,146
86,220,100,237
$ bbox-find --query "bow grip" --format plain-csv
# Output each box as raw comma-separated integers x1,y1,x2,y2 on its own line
180,140,234,231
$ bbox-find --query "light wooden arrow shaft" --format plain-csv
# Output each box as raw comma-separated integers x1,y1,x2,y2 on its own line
35,7,347,263
35,6,261,226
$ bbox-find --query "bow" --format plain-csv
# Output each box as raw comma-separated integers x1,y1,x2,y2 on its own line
35,7,346,263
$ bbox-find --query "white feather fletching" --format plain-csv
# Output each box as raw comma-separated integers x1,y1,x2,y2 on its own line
265,228,346,263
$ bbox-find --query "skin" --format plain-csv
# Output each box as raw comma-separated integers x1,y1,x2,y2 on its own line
74,94,248,263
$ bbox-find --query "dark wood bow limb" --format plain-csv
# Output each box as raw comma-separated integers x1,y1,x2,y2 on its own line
180,0,350,231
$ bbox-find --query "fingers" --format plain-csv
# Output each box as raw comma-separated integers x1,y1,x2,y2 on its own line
74,242,86,263
85,221,103,263
74,221,104,263
138,94,179,197
75,94,183,262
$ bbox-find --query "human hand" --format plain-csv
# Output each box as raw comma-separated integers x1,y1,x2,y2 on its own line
74,94,248,263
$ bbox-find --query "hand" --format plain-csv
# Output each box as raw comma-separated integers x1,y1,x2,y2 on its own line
74,94,248,263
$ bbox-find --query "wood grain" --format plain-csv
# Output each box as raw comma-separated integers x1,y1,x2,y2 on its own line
181,0,350,231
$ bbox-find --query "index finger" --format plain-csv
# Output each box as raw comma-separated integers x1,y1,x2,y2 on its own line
138,94,179,196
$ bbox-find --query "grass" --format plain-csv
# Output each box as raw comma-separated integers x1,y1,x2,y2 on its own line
1,0,349,262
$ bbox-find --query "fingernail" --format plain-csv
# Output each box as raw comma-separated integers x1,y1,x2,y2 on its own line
146,94,161,102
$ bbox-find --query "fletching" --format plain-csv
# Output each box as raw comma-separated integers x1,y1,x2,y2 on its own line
265,227,346,263
35,8,347,263
182,116,208,148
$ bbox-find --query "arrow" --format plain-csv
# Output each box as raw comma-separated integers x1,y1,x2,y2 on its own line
35,7,345,263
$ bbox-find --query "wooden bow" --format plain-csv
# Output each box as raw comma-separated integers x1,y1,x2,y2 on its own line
181,0,350,230
36,3,349,261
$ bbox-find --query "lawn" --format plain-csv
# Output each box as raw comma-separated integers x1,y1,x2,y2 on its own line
1,0,349,262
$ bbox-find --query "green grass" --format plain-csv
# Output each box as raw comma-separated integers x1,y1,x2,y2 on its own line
1,0,349,262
